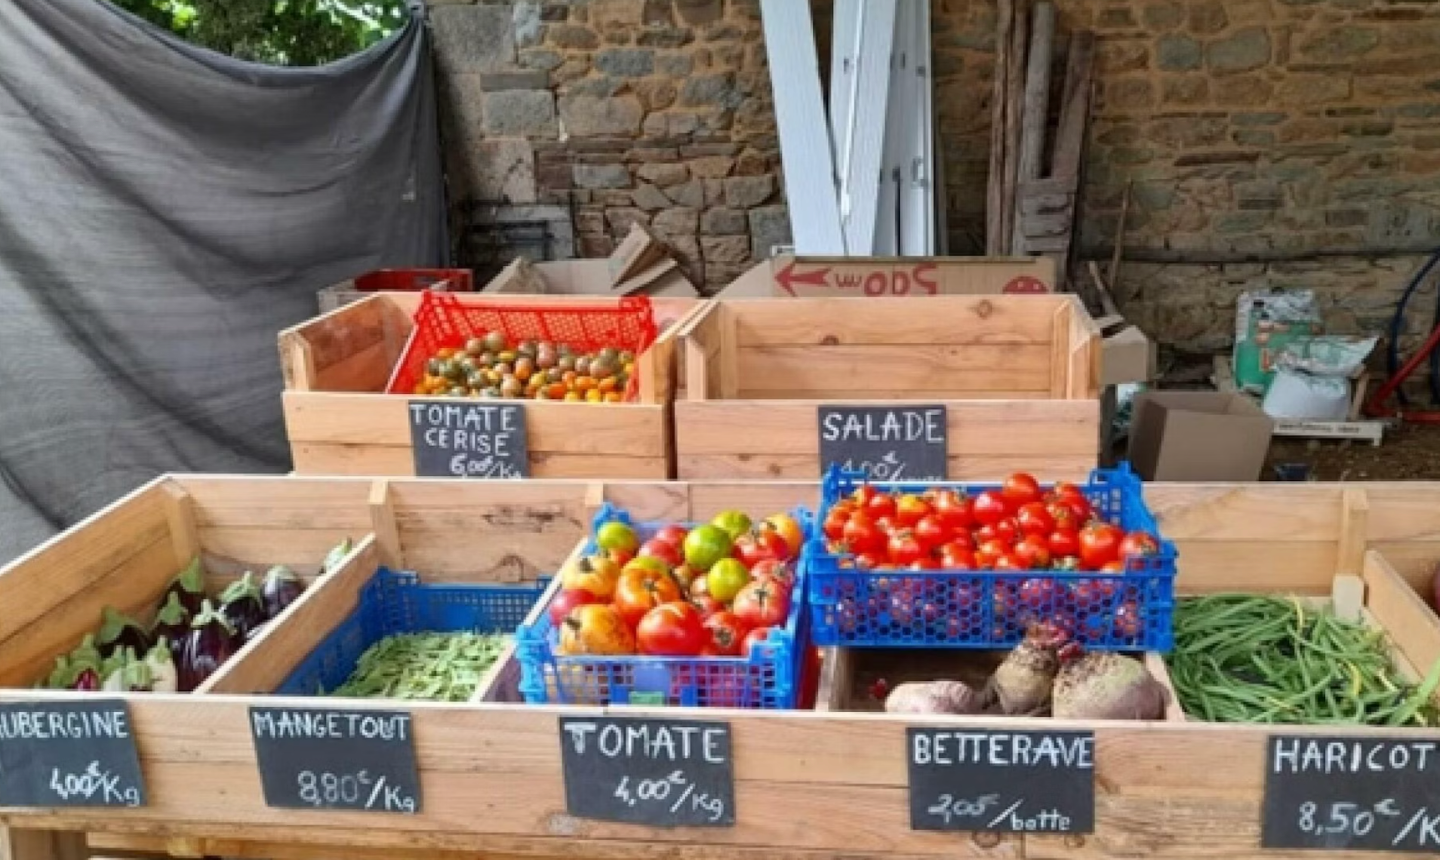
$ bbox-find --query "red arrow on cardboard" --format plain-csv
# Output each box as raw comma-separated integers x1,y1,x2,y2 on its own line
774,261,832,296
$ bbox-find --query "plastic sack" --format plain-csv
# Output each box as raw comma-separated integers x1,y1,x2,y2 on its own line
1273,336,1377,378
1233,290,1322,393
1262,369,1351,421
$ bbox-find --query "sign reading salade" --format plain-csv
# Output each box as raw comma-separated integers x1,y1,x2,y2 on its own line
907,727,1095,833
558,716,735,827
818,405,948,481
249,706,421,814
1263,735,1440,852
408,400,528,479
0,700,145,807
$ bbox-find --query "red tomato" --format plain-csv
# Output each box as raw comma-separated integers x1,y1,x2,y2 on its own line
733,580,790,628
994,553,1030,571
1053,493,1094,524
853,551,884,570
908,557,940,570
740,626,773,658
873,515,899,535
887,530,929,566
1013,534,1052,570
895,494,932,527
1046,501,1081,532
975,518,1019,546
613,567,684,629
928,489,973,531
702,611,750,656
638,538,683,568
823,509,850,542
733,528,787,568
842,513,886,555
866,492,898,520
691,593,724,617
851,485,879,507
977,538,1012,560
749,558,796,591
1048,527,1080,559
653,524,689,548
1002,472,1043,508
548,589,600,626
1119,530,1161,559
1100,560,1126,573
913,515,950,548
1078,522,1125,570
637,602,706,656
1016,502,1055,538
973,490,1010,526
939,542,978,569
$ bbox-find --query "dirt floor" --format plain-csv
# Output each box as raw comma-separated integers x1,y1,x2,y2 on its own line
1266,422,1440,481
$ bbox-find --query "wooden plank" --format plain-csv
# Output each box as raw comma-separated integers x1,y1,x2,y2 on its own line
1337,487,1370,576
759,0,846,254
1363,550,1440,686
837,0,897,256
202,536,378,695
369,479,403,569
1143,483,1342,541
728,295,1062,348
1142,653,1186,723
1331,574,1366,623
1176,542,1338,595
734,388,1053,401
1049,303,1071,397
162,482,200,571
1011,0,1054,254
718,303,740,399
677,300,721,402
986,0,1013,255
290,442,669,479
0,829,87,860
686,483,817,521
1000,0,1029,254
736,344,1053,394
176,475,374,531
816,648,858,712
1051,31,1096,181
197,528,362,578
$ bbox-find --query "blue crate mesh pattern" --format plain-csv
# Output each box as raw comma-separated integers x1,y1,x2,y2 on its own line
516,504,808,709
805,465,1178,652
276,568,547,696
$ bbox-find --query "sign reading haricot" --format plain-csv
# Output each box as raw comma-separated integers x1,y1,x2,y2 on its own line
407,399,528,478
906,727,1095,833
558,716,736,828
0,700,145,807
1263,735,1440,852
249,706,421,814
818,405,948,481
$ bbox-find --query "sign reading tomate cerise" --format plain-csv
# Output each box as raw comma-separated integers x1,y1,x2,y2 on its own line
407,400,528,479
768,257,1053,298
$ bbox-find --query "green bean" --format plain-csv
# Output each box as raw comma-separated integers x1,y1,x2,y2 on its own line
330,632,511,702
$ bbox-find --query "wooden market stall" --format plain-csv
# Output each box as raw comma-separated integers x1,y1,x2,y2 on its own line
5,477,1440,860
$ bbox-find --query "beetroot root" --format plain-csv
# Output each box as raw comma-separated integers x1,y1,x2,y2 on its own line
1052,652,1169,720
885,681,990,715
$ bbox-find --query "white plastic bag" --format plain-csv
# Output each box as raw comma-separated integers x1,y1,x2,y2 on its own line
1262,369,1351,421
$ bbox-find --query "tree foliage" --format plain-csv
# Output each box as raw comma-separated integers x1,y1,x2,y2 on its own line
107,0,409,66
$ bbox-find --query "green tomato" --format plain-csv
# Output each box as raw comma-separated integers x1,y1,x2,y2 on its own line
707,558,750,603
683,524,733,572
595,521,639,555
710,510,752,541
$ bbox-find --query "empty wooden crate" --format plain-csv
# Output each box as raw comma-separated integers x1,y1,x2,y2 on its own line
279,293,702,479
674,294,1101,480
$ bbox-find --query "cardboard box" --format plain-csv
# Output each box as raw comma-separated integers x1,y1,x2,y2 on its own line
481,257,699,299
1102,324,1156,386
1127,392,1275,482
715,255,1056,298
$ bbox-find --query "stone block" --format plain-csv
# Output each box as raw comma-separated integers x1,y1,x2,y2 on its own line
548,24,599,49
665,178,706,207
676,0,723,25
479,71,550,91
574,163,633,189
748,205,792,258
636,79,679,111
591,0,646,26
701,235,750,264
482,90,558,137
688,155,735,178
655,52,695,77
559,94,645,136
595,48,656,77
1206,28,1271,73
1161,77,1209,106
637,162,689,186
605,207,651,233
724,174,774,207
513,2,545,48
580,235,616,257
632,183,672,210
520,48,565,70
1187,1,1228,34
1276,74,1351,105
431,4,517,72
734,152,768,175
701,207,747,235
1157,34,1201,71
638,26,695,47
681,74,743,109
653,207,700,235
1299,27,1380,60
1141,1,1184,30
456,139,537,204
704,178,725,206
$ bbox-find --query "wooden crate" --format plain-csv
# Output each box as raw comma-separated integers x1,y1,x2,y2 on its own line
673,295,1101,480
278,293,703,479
8,479,1440,860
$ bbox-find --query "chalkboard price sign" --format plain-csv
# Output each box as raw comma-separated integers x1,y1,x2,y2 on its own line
818,405,947,481
408,400,528,478
906,727,1094,833
558,716,735,828
0,700,145,807
249,707,421,814
1263,735,1440,852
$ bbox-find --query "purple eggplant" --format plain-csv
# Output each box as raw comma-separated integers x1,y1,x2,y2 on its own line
219,573,267,641
261,565,305,620
98,606,152,658
179,600,236,693
165,556,207,616
151,592,191,658
322,538,353,573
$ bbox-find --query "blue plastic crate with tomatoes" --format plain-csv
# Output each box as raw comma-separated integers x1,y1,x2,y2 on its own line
514,504,813,708
804,465,1177,651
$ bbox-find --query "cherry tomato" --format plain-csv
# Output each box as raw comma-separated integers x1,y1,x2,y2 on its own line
702,610,750,656
1100,560,1126,573
1052,492,1094,524
761,514,804,560
823,509,850,542
653,524,689,548
842,512,886,555
1001,472,1043,508
638,538,683,568
895,494,932,527
1078,522,1125,570
1048,527,1080,559
928,489,973,531
972,490,1010,526
866,492,898,520
613,566,683,629
1016,502,1056,538
1119,530,1161,559
913,515,950,548
1013,534,1052,570
851,485,879,507
1047,501,1081,531
887,529,929,566
975,518,1019,546
636,602,706,656
733,580,789,628
853,551,884,570
908,556,940,570
548,588,600,626
994,553,1030,571
939,542,978,569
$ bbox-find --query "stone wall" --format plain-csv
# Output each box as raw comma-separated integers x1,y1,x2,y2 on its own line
429,0,787,291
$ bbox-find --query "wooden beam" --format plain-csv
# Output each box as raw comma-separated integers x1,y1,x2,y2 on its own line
837,0,896,256
1011,1,1055,255
1000,0,1029,255
1337,488,1371,577
985,0,1013,255
1051,31,1096,181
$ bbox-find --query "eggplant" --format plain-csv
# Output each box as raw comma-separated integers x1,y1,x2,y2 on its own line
219,573,267,641
97,607,152,658
321,538,353,573
64,634,103,690
45,655,71,690
179,600,236,692
165,556,207,616
150,591,191,655
145,638,178,693
102,647,153,693
260,565,305,620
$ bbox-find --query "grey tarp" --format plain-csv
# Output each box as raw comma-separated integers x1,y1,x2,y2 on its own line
0,0,446,561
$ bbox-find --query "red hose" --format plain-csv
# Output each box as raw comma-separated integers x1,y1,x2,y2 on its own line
1364,321,1440,423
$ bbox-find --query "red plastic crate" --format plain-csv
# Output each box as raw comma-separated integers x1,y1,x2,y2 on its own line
387,292,659,400
353,268,474,292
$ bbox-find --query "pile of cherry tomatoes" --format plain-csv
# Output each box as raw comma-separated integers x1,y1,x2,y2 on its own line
549,510,804,658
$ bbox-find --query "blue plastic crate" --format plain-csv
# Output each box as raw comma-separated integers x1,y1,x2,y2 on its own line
804,464,1178,652
276,567,548,697
516,504,809,709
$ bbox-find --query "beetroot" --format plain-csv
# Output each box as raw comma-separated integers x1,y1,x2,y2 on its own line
990,623,1065,715
1052,650,1168,721
885,681,990,715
